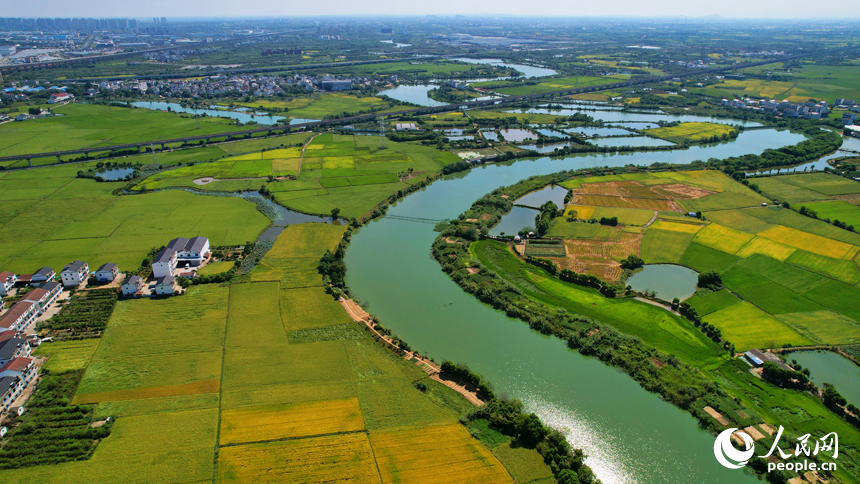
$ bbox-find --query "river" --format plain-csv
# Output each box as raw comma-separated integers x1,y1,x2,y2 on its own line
344,128,809,483
131,101,287,125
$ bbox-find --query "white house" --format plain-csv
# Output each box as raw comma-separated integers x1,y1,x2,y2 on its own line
22,281,62,315
0,271,17,296
151,248,178,278
152,237,209,277
47,92,74,104
95,263,119,282
0,337,31,367
121,275,144,297
0,301,38,332
0,357,36,388
1,375,20,413
154,275,175,296
60,261,89,287
29,267,55,285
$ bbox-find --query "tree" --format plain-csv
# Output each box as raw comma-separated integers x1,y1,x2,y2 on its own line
823,383,847,408
331,208,341,220
698,270,722,288
518,413,548,444
620,255,644,270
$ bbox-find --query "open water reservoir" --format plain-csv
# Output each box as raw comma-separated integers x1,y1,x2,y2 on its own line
626,264,699,301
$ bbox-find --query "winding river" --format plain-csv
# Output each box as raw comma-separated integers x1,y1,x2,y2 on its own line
345,127,808,483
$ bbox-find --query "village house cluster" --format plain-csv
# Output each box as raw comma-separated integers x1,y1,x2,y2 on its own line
721,97,831,120
0,236,210,415
93,73,363,99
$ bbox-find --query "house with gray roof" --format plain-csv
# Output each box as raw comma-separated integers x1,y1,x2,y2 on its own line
30,267,55,285
152,237,209,277
60,261,88,287
121,275,144,297
95,263,119,282
154,275,176,296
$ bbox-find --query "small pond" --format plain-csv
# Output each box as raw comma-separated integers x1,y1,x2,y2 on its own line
289,117,320,125
450,57,557,78
515,185,568,208
96,167,135,180
591,136,675,148
608,122,660,130
527,143,575,153
481,130,499,141
489,206,539,236
379,84,448,107
534,128,565,138
790,351,860,407
131,101,285,125
443,128,465,135
500,128,535,142
563,127,632,137
626,264,699,301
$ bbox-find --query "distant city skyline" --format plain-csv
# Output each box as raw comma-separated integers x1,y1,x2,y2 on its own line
2,0,858,20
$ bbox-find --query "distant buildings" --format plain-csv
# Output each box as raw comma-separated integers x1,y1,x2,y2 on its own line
47,92,74,104
395,123,418,131
316,77,353,92
724,97,829,120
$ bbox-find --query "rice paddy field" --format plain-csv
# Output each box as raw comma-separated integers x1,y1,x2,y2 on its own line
133,133,457,219
644,122,737,143
0,164,270,273
2,222,523,484
472,74,630,96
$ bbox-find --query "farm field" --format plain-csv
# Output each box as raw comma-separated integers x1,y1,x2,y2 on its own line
699,301,811,351
0,165,269,273
802,200,860,227
135,133,457,218
237,92,398,119
3,222,524,484
0,103,249,157
32,339,101,372
472,74,630,95
644,122,737,143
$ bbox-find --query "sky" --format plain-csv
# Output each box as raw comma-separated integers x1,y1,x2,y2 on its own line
3,0,858,19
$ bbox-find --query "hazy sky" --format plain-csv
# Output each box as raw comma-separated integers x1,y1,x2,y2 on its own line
4,0,858,19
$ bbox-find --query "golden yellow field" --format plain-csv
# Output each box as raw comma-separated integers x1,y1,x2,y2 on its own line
262,148,303,159
564,204,596,220
271,158,301,174
73,379,220,405
649,220,704,234
219,397,364,445
693,223,754,254
369,424,514,484
759,225,860,260
218,433,381,484
735,237,797,261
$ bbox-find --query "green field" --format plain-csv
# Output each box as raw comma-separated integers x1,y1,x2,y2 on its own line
802,199,860,227
0,165,269,273
685,289,742,316
701,302,811,351
237,92,398,119
644,122,736,143
641,229,694,263
472,74,630,95
0,103,249,157
33,339,101,372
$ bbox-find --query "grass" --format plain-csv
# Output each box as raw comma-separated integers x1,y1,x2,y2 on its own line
33,339,100,372
734,237,796,261
219,398,364,445
197,260,234,275
492,442,555,484
728,282,824,315
702,302,811,351
640,229,695,263
744,206,860,246
801,279,860,324
644,122,736,143
803,200,860,227
777,311,860,345
473,74,630,95
226,282,288,348
237,93,395,119
280,286,354,331
686,289,742,316
649,220,704,233
546,220,620,239
678,242,740,273
754,177,832,204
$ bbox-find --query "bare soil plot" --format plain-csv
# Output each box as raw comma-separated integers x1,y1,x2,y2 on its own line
704,406,730,426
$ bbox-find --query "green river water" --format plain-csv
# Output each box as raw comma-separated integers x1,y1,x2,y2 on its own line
345,128,806,483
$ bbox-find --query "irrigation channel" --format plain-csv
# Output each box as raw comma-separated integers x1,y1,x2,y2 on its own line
344,125,818,483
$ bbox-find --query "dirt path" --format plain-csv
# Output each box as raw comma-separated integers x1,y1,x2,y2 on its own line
643,210,659,228
338,296,485,406
297,134,320,176
633,296,681,315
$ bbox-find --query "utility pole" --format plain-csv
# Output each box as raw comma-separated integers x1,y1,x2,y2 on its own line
377,117,387,150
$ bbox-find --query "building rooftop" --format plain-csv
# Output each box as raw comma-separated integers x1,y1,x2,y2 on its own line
0,271,15,282
62,261,87,273
0,301,36,326
0,375,18,396
166,236,209,254
0,357,32,373
97,263,118,272
33,267,54,277
22,288,49,303
124,275,142,286
0,338,26,361
155,275,175,285
153,248,176,264
40,281,61,293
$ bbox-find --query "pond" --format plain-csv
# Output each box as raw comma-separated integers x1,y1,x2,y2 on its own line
591,136,676,148
507,107,762,127
481,130,499,141
563,127,633,137
96,167,134,180
789,351,860,407
236,191,341,227
488,206,538,236
500,128,535,142
131,101,286,125
608,122,660,130
626,264,699,301
379,84,448,107
344,126,795,483
533,128,564,138
528,142,576,153
289,117,320,125
450,57,557,78
515,184,568,208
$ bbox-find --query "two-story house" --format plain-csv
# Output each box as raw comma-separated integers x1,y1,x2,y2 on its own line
60,261,89,287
